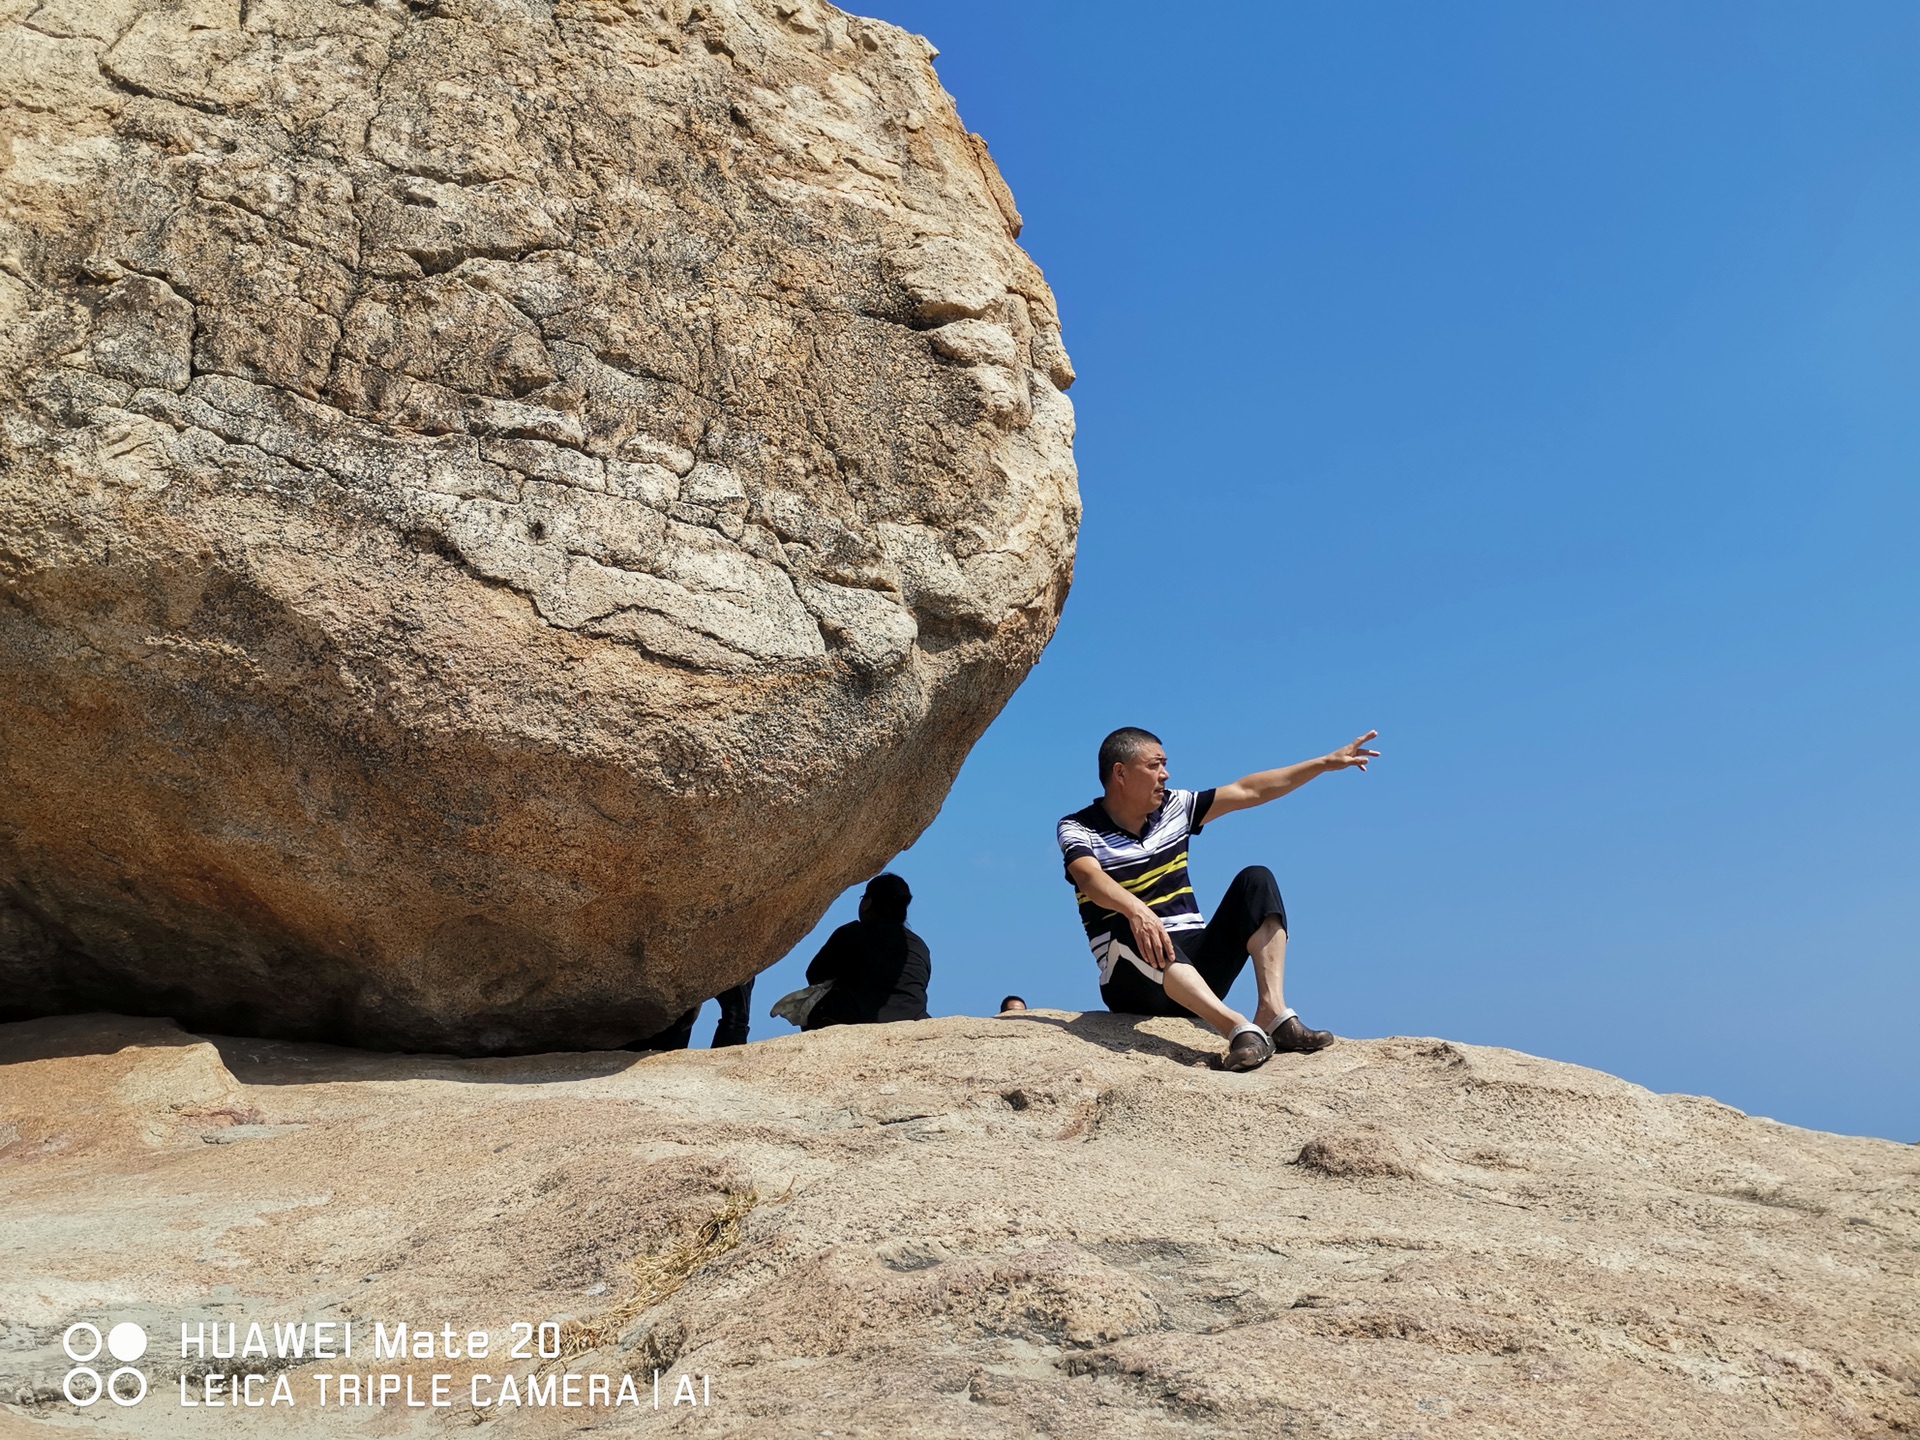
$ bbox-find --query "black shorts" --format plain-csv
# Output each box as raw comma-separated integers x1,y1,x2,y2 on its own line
1099,865,1287,1019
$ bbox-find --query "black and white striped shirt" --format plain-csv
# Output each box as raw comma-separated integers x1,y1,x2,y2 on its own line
1057,788,1216,984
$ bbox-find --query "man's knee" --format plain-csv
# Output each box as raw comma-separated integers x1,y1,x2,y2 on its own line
1231,864,1283,901
1229,865,1288,929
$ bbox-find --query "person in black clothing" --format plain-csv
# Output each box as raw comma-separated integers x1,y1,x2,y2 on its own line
625,1005,699,1052
711,978,753,1047
625,978,755,1051
802,873,931,1029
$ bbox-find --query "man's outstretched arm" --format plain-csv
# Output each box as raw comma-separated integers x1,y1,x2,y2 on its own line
1202,731,1380,823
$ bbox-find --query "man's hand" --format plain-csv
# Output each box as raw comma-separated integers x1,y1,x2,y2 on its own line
1067,855,1181,971
1323,731,1381,772
1126,902,1177,971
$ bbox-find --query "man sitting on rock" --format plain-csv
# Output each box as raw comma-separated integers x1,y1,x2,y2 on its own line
1057,727,1380,1072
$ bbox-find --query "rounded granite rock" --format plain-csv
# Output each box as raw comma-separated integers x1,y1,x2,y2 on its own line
0,0,1078,1052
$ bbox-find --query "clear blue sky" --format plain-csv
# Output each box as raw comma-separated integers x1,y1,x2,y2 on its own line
728,1,1919,1142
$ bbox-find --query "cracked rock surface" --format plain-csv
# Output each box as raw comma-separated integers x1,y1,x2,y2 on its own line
0,0,1078,1051
3,1013,1915,1437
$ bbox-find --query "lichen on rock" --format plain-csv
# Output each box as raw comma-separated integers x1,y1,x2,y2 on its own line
0,0,1078,1052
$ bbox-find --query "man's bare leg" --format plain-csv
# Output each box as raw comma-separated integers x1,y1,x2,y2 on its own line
1246,915,1289,1032
1245,913,1336,1051
1159,961,1246,1039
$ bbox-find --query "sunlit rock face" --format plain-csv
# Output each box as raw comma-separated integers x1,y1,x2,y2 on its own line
0,0,1077,1052
4,1016,1914,1437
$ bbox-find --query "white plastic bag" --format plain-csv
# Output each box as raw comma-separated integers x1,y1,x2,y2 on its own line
770,981,832,1029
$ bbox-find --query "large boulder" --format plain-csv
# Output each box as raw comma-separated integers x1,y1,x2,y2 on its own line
0,0,1078,1052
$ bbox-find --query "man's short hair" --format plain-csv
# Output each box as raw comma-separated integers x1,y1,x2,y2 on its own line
863,872,911,924
999,995,1027,1012
1097,727,1161,784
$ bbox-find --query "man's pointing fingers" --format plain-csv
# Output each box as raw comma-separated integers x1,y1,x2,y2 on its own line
1327,732,1381,770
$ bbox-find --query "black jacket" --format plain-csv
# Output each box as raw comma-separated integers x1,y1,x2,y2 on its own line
803,920,932,1028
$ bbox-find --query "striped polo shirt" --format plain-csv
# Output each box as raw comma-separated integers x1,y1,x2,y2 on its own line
1057,788,1217,984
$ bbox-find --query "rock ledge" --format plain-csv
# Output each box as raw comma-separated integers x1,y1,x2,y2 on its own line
3,1012,1914,1438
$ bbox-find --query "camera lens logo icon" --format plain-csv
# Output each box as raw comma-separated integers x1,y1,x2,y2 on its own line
62,1322,148,1407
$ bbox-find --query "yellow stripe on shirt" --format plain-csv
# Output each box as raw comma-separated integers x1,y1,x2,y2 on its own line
1073,851,1189,907
1117,851,1190,894
1075,884,1195,913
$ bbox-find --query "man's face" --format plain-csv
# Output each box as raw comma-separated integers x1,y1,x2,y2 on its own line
1109,743,1169,812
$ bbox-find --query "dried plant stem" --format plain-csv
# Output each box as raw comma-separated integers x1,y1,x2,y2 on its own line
558,1188,761,1361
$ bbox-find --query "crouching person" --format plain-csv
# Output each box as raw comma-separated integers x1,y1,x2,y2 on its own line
803,873,932,1029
